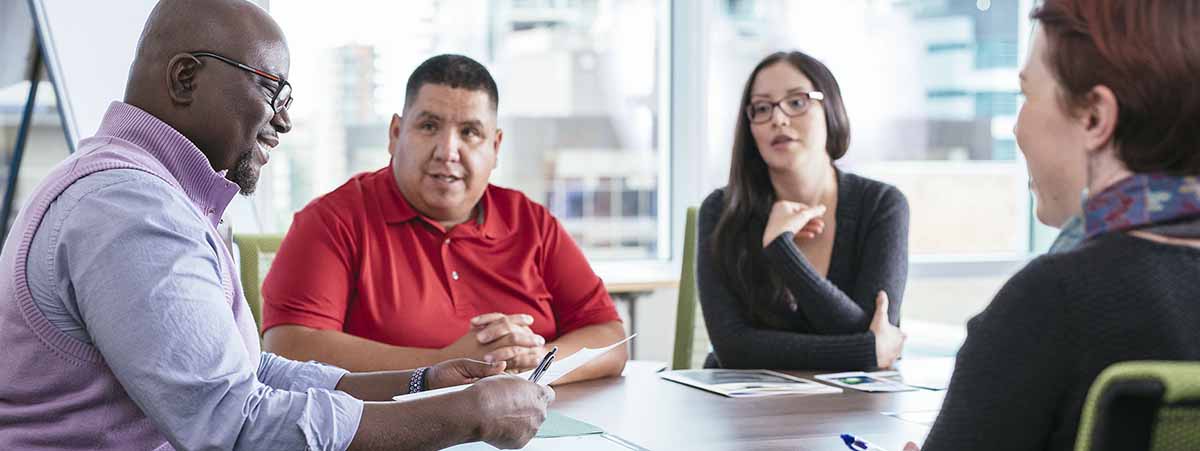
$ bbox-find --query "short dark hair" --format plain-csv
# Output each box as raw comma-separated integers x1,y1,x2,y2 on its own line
404,54,499,113
1033,0,1200,175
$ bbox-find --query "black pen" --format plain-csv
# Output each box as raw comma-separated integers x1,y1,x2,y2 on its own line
529,346,558,383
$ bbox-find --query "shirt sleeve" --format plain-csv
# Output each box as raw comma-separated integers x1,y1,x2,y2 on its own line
921,257,1073,451
60,176,362,451
696,193,878,371
762,186,909,334
258,352,349,392
261,202,358,332
537,206,622,336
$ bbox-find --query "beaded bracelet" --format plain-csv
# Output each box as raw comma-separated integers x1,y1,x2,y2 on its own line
408,367,429,394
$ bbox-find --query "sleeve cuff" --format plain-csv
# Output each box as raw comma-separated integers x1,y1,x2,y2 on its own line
260,315,345,335
306,389,364,451
304,360,352,392
259,352,351,392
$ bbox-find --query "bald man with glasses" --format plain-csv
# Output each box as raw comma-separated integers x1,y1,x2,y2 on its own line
0,1,551,450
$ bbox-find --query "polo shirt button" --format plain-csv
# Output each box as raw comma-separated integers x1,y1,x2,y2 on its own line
451,271,460,280
444,238,451,245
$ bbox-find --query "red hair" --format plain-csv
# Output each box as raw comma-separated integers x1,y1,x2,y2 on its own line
1033,0,1200,174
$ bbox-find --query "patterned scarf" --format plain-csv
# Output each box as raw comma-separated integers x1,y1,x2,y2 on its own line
1049,214,1085,254
1084,174,1200,240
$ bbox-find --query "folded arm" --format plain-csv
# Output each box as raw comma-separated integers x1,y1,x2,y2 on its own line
696,196,878,371
763,188,908,334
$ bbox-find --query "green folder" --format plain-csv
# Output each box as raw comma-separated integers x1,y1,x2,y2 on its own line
535,411,604,438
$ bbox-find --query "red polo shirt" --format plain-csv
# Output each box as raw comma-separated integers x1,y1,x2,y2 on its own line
260,167,620,348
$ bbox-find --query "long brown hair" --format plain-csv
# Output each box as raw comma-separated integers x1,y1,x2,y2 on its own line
711,51,850,328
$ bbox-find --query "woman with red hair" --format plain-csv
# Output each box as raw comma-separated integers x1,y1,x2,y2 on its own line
907,1,1200,450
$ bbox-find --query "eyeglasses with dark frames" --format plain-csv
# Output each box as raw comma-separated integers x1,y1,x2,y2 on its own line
745,91,824,124
190,51,293,113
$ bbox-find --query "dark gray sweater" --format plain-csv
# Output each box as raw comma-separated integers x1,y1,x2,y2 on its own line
697,171,909,371
924,231,1200,450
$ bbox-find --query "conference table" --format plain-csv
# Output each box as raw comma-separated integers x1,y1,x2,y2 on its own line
544,359,953,451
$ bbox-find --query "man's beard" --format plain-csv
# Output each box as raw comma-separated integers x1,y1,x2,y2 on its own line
227,149,259,195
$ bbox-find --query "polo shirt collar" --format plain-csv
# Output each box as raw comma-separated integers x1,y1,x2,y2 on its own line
376,168,510,239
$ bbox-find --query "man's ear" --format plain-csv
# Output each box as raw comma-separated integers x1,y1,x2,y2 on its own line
166,53,202,106
390,113,403,139
388,113,403,156
493,128,503,160
1081,85,1119,154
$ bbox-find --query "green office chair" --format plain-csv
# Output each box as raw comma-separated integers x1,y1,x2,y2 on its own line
1075,361,1200,451
232,233,284,334
671,207,709,370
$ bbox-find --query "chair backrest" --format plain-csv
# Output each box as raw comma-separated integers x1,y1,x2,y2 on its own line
232,233,284,334
671,207,708,370
1076,361,1200,451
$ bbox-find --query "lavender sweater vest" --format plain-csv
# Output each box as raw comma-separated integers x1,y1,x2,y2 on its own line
0,103,260,450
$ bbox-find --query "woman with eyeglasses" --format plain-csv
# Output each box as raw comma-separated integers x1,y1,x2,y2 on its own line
696,51,908,371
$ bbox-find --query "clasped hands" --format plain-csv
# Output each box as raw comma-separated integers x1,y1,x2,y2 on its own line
441,312,548,373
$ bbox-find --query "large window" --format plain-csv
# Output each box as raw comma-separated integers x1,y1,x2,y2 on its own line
0,79,70,233
703,0,1036,258
1,0,1055,347
697,0,1039,339
265,0,665,260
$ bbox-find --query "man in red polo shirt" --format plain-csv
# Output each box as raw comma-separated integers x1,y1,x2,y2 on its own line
261,54,627,384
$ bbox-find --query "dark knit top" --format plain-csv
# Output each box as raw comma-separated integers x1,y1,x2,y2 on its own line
697,170,910,371
924,231,1200,450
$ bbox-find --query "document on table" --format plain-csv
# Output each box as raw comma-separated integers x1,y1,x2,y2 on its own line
536,411,603,438
660,369,842,398
393,334,636,401
527,334,635,385
815,371,918,392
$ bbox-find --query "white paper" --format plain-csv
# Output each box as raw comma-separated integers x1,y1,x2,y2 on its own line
443,434,642,451
391,380,470,401
519,334,636,386
393,334,636,401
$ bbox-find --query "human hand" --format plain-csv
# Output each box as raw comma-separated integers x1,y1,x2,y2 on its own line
869,291,905,369
472,313,548,371
426,358,508,390
467,374,555,449
441,313,546,371
904,441,920,451
762,200,827,248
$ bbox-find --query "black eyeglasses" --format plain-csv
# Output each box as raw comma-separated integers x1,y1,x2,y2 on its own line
745,91,824,124
190,51,294,113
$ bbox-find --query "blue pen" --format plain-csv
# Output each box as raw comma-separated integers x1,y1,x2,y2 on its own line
841,434,890,451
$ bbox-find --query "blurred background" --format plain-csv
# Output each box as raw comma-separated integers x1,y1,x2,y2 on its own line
1,0,1058,361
